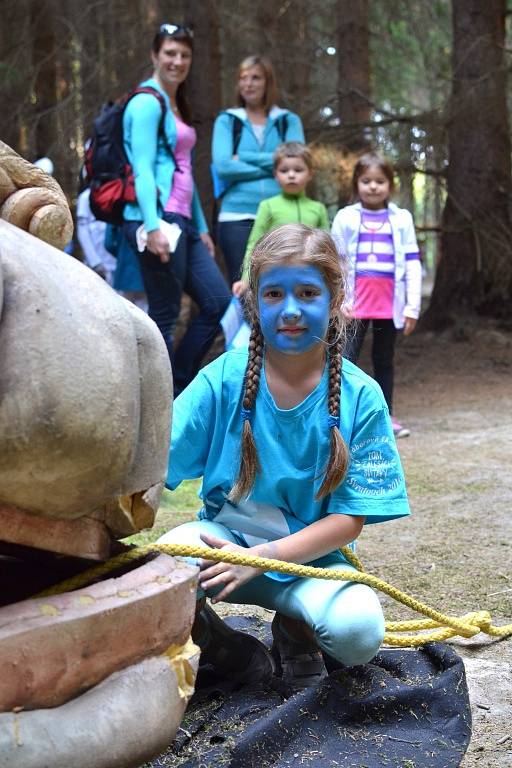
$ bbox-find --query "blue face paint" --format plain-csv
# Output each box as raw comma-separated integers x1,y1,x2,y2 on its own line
257,265,331,355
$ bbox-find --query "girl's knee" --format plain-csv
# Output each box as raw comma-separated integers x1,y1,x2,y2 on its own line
157,521,206,570
157,519,231,570
157,520,207,547
318,612,385,666
314,587,385,666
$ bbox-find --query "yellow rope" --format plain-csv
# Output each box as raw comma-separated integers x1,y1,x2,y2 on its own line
37,543,512,647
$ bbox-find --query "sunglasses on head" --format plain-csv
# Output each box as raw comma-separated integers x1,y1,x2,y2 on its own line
159,23,194,38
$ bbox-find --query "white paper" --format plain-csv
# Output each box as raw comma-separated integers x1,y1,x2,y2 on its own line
220,297,250,349
135,220,182,253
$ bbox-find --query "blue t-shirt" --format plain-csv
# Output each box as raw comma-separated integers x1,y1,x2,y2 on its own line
166,350,410,575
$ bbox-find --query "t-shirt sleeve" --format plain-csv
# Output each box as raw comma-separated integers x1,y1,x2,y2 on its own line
165,373,214,490
327,390,410,523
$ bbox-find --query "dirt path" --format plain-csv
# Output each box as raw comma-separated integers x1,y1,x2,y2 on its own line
357,323,512,767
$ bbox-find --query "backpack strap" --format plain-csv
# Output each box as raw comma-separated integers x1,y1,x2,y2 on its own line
276,114,289,143
231,115,244,154
231,113,288,150
125,86,181,172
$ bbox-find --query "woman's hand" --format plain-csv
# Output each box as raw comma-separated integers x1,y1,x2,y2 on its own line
198,531,264,603
146,229,170,263
200,232,216,257
232,279,249,297
403,317,417,336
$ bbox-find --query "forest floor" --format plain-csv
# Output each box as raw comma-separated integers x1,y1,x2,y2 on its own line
136,316,512,768
355,318,512,767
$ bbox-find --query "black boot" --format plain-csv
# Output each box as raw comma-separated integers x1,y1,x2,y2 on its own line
192,602,276,687
271,613,327,696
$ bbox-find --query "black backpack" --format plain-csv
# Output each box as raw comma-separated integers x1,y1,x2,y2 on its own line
84,86,178,225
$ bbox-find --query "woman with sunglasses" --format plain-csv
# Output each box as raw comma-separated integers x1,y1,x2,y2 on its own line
123,23,231,395
211,56,305,294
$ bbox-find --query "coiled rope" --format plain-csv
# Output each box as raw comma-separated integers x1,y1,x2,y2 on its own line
37,543,512,647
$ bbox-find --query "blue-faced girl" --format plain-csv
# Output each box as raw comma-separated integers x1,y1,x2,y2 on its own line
160,223,411,694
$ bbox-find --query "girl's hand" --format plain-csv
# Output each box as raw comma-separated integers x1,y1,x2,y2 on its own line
200,232,215,257
198,532,264,603
232,279,248,297
403,317,417,336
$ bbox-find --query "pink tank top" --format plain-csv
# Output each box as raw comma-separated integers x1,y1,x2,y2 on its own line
164,115,196,218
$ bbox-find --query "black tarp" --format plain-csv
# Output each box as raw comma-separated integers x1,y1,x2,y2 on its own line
147,616,471,768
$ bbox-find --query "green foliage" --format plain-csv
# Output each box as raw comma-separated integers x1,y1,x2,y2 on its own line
370,0,452,114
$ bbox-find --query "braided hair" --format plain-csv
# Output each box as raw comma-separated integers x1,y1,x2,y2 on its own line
228,323,264,501
317,315,350,498
229,223,350,502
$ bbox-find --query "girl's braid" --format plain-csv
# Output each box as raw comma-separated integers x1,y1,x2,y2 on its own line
327,318,343,421
229,323,264,501
317,317,350,499
242,324,264,410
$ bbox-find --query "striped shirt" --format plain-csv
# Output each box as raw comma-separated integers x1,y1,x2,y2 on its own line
354,208,419,319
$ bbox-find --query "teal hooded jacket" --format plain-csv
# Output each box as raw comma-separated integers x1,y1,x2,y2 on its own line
211,106,305,217
122,78,208,234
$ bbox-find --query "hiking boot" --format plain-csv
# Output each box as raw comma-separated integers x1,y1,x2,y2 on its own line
192,603,276,687
271,613,327,697
391,417,410,439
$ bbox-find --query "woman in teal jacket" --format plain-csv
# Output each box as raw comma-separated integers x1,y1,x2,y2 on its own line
123,23,230,395
211,55,305,288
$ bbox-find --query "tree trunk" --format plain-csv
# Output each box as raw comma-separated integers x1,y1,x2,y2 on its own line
0,0,31,152
425,0,512,326
30,0,58,163
186,0,221,232
336,0,371,151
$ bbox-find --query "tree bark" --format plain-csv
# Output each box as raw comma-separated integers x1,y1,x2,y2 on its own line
186,0,222,231
336,0,371,151
30,0,58,162
425,0,512,326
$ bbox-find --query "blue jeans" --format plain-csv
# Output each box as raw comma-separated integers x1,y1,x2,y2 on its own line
217,219,254,285
124,213,231,394
158,520,385,667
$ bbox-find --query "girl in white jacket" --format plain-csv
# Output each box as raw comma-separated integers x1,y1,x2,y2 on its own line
331,152,422,438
